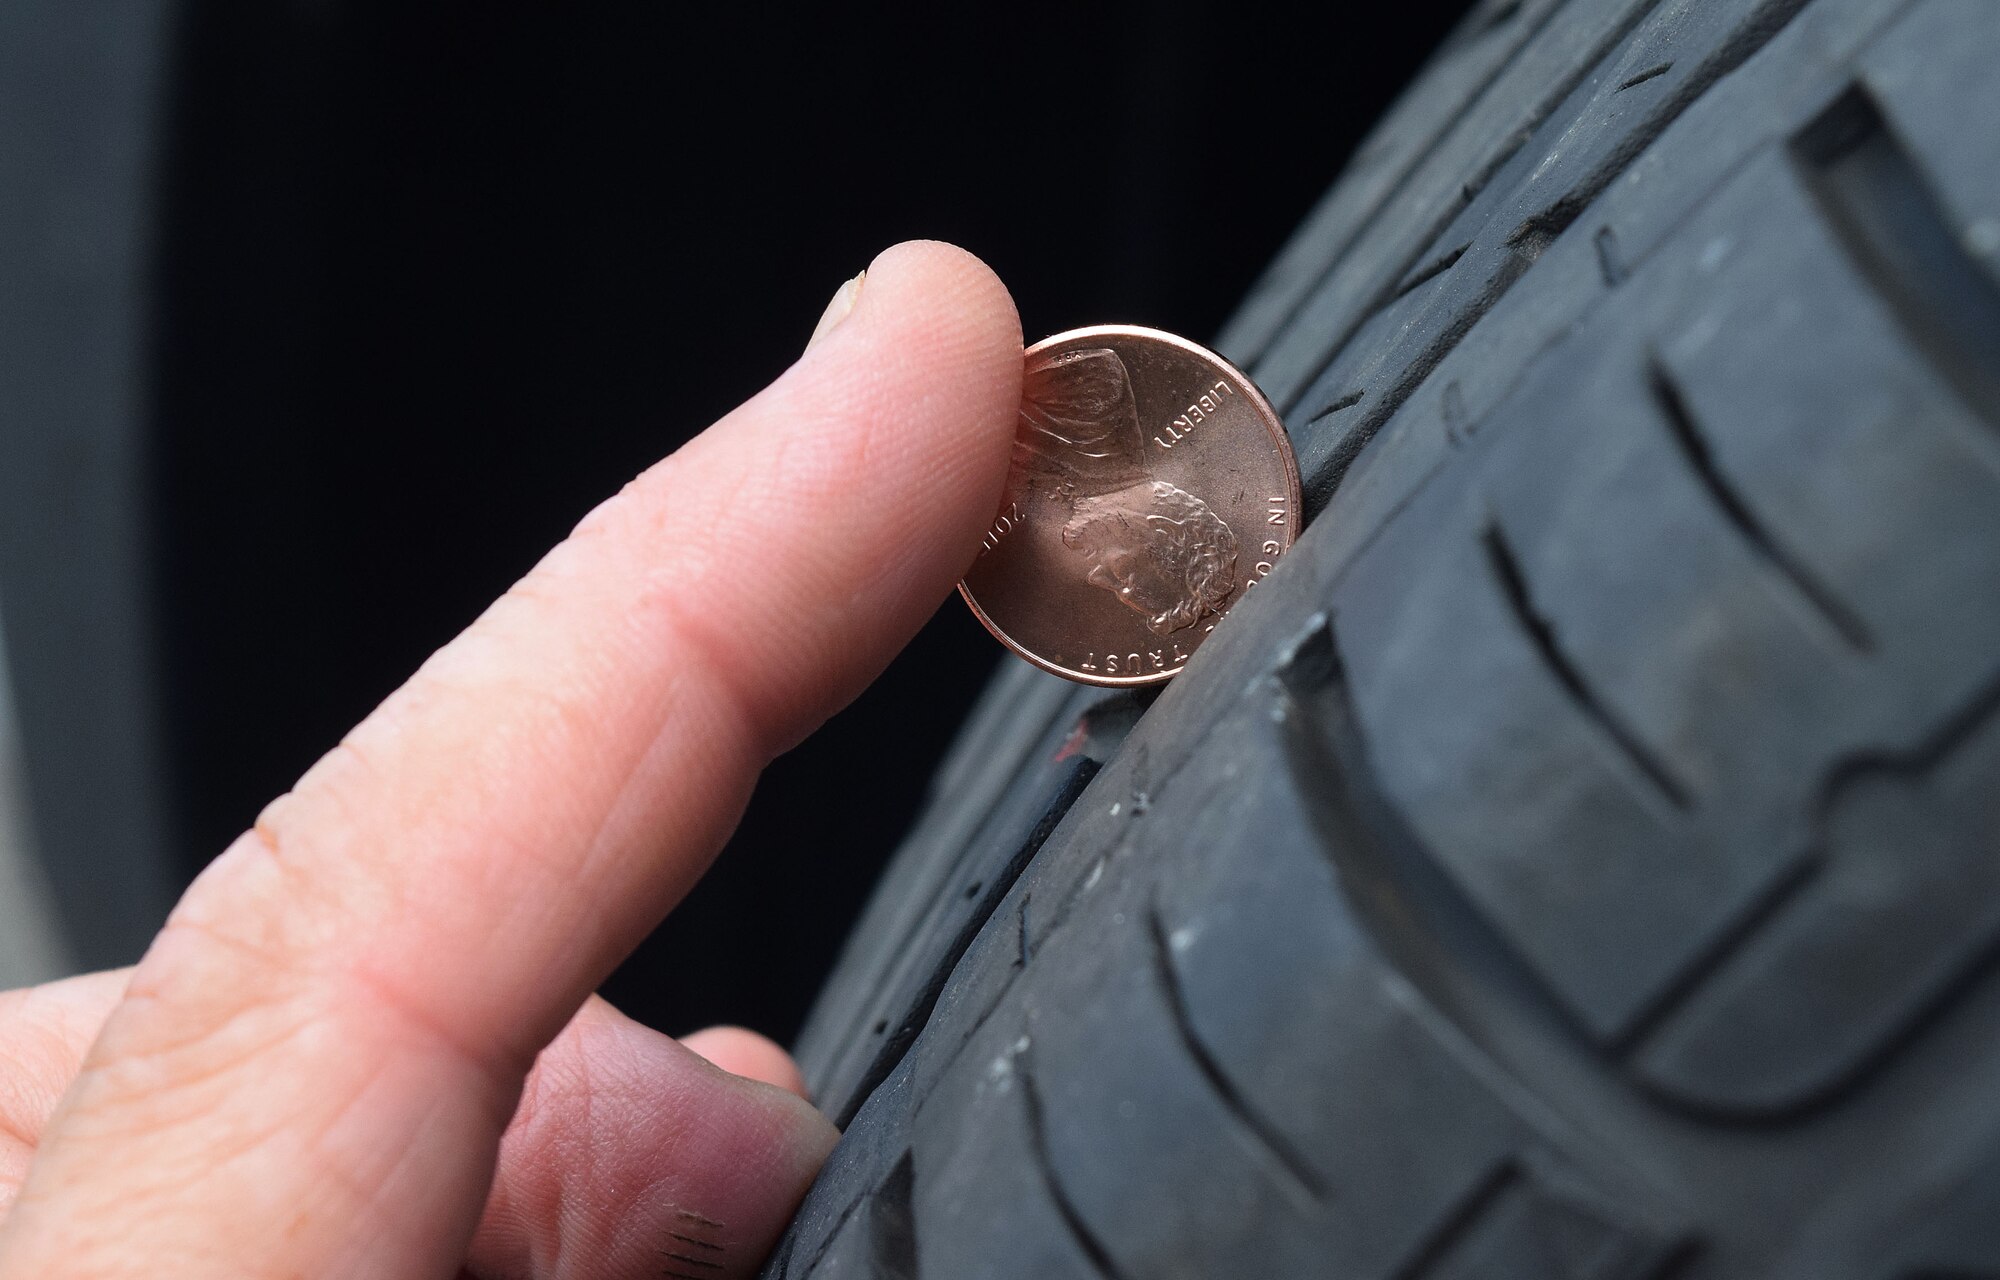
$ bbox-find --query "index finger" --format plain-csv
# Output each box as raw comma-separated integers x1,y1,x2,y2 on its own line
0,241,1021,1277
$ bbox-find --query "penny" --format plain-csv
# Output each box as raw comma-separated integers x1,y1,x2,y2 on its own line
959,325,1302,687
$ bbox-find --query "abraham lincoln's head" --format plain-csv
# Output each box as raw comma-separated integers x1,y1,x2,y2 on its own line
1060,479,1238,636
1007,345,1239,635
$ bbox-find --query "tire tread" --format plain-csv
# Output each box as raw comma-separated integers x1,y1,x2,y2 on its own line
777,1,2000,1274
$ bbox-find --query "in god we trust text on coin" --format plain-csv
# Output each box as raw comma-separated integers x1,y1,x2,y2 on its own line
959,325,1303,687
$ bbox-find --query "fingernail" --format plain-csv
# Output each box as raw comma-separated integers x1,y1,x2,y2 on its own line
805,270,865,352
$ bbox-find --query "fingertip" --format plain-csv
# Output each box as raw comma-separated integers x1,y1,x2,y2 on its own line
474,999,837,1279
681,1025,813,1100
847,237,1024,532
866,238,1023,350
813,239,1024,455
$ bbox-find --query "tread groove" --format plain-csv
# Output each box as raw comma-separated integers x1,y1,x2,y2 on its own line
791,1191,867,1280
1617,62,1674,91
1821,669,2000,812
1279,0,1673,419
1279,645,1616,1044
1594,223,1629,285
1442,380,1473,442
1473,0,1527,37
1290,0,1812,506
1480,521,1695,811
1652,674,2000,1122
1794,86,2000,431
831,761,1098,1129
1398,242,1473,298
1021,1055,1125,1280
1617,852,1818,1059
780,3,2000,1274
1392,1161,1519,1280
1249,0,1626,372
1143,901,1332,1208
1302,243,1539,508
1648,354,1877,652
870,1155,919,1280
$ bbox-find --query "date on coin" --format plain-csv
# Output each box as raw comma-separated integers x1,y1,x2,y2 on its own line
959,325,1302,687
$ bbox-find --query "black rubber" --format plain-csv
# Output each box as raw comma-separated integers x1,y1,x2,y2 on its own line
775,0,2000,1275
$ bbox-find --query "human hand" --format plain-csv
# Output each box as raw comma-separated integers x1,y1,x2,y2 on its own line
0,242,1022,1279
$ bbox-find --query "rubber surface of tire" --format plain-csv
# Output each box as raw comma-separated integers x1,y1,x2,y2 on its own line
773,0,2000,1275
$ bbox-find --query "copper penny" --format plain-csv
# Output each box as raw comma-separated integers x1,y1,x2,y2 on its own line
959,325,1302,687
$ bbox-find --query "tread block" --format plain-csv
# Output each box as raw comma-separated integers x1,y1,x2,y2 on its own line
1407,1161,1682,1280
797,662,1078,1099
907,1017,1115,1280
907,871,1027,1108
809,750,1097,1129
1328,137,2000,1062
1332,479,1758,1040
1027,878,1335,1276
1870,1141,2000,1277
1478,364,1838,814
1148,707,1571,1274
1657,153,2000,747
1021,700,1684,1277
1463,152,1945,814
773,1059,918,1280
1635,688,2000,1112
800,1156,916,1280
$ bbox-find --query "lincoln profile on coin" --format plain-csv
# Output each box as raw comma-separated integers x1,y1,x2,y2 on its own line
1013,347,1240,636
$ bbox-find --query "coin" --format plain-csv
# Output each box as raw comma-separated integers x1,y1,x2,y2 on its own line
959,325,1302,687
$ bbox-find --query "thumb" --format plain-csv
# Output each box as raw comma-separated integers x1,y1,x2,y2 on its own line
467,999,835,1280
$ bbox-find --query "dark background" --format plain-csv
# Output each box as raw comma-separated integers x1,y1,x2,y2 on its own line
6,1,1473,1042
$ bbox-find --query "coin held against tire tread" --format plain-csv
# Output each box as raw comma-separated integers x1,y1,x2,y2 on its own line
959,325,1302,687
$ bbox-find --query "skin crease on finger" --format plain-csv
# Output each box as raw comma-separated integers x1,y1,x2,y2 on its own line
0,241,1024,1280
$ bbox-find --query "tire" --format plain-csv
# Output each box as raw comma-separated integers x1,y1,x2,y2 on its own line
773,0,2000,1276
